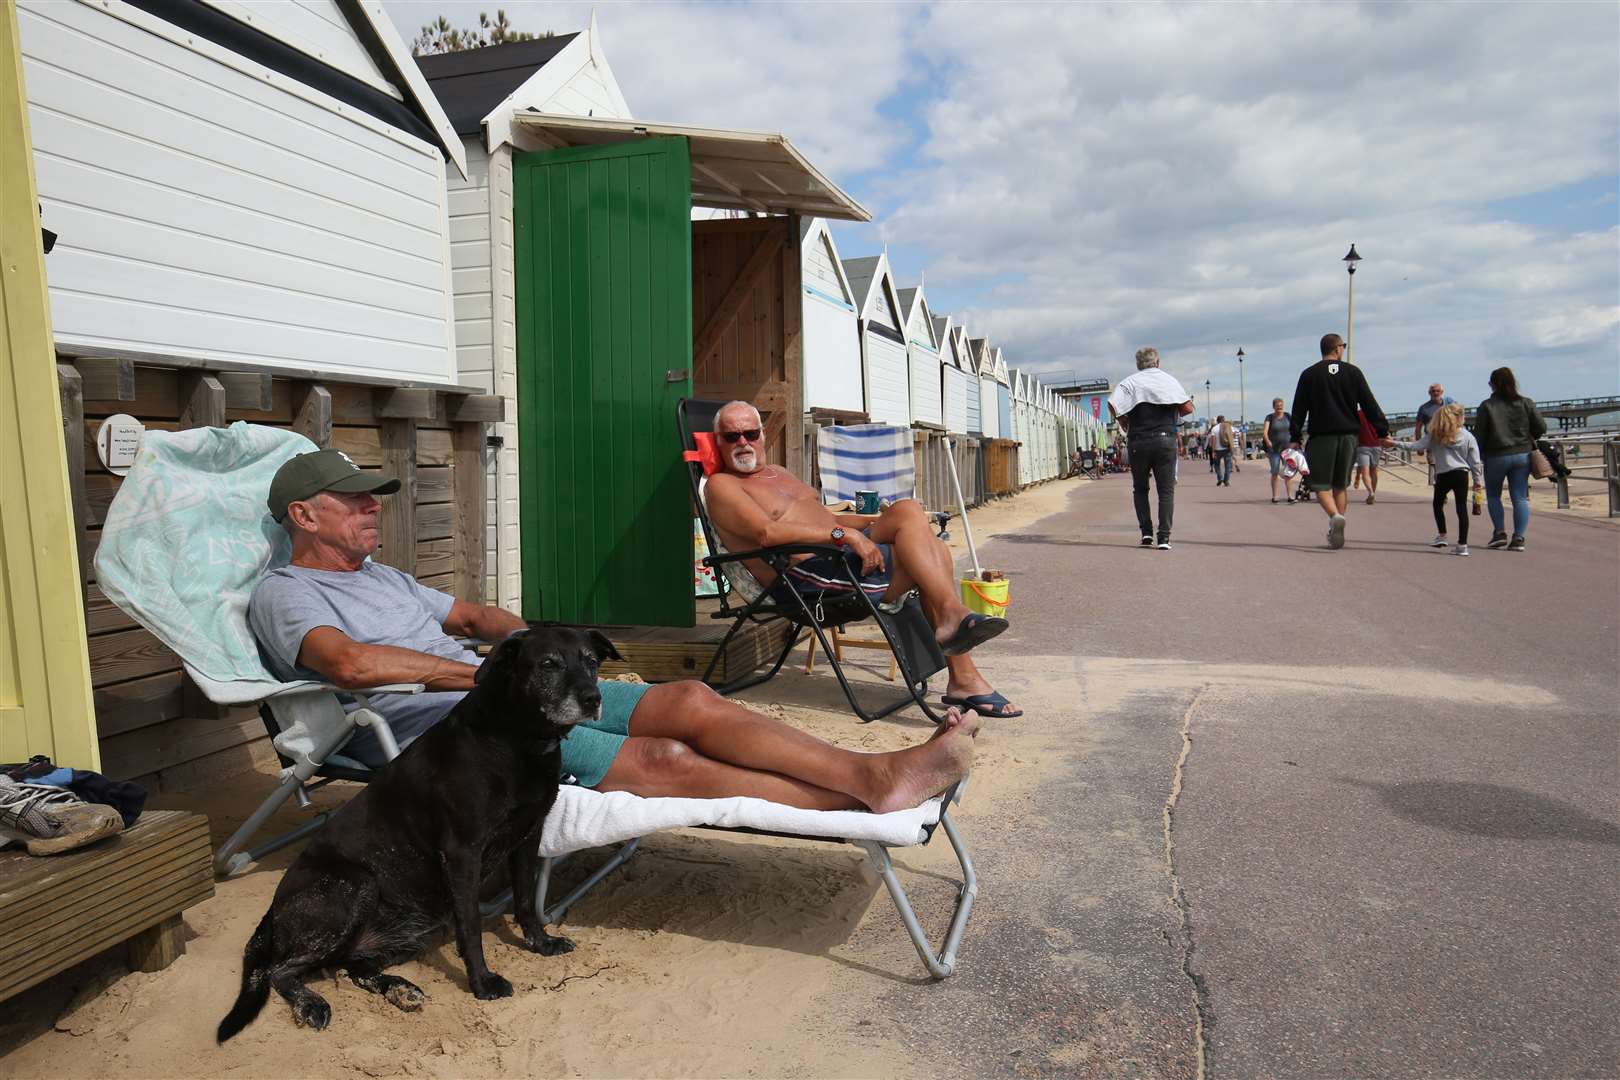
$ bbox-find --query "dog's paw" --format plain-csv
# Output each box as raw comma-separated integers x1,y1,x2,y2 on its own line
469,973,513,1001
292,996,331,1031
384,981,427,1012
523,932,576,957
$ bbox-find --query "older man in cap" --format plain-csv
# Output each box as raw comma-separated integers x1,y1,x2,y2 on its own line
246,450,978,814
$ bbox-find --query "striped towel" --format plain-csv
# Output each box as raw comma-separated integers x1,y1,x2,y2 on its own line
817,424,916,506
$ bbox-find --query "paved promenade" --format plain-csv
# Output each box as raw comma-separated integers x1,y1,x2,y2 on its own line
892,463,1619,1078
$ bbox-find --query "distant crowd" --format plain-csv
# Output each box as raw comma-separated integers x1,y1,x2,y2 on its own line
1107,336,1550,554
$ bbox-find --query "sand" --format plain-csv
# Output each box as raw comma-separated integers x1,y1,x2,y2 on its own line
0,479,1084,1080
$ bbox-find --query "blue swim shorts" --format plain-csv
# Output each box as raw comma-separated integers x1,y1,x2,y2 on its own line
559,679,653,788
772,543,894,601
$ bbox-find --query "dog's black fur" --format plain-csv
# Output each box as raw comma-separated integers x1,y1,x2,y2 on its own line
218,625,622,1041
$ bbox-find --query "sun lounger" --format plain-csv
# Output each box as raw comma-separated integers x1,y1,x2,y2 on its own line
96,422,976,977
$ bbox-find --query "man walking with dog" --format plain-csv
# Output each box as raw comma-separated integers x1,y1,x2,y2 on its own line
1289,334,1390,549
247,449,977,815
703,401,1021,719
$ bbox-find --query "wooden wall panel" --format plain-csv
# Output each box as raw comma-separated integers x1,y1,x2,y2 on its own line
73,361,490,790
691,217,798,471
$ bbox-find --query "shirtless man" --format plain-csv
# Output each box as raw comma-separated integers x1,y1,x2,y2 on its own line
702,401,1021,719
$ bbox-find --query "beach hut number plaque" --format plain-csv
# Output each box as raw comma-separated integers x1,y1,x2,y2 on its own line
95,414,145,477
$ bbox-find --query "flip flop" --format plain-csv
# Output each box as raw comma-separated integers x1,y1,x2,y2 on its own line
941,691,1024,719
937,612,1008,656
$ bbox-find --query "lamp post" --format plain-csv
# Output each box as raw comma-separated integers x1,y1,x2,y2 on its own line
1343,244,1361,363
1204,378,1211,423
1236,347,1246,437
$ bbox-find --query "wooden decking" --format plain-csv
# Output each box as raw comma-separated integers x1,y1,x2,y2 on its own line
595,599,796,685
0,810,213,1004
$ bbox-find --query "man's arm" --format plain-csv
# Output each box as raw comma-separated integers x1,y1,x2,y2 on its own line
442,598,526,643
297,626,480,692
1289,372,1311,446
1356,369,1390,436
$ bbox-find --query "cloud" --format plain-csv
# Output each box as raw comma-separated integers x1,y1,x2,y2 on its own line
385,1,1620,411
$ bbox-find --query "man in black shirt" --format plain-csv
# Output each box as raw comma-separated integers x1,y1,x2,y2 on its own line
1289,333,1389,548
1108,347,1194,549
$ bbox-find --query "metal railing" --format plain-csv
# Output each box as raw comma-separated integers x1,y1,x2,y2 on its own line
1542,432,1620,517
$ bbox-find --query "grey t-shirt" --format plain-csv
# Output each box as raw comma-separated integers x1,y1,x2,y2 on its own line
249,561,475,762
1265,413,1292,447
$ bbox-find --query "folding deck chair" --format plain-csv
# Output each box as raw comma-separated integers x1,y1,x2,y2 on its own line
680,399,947,725
97,422,976,977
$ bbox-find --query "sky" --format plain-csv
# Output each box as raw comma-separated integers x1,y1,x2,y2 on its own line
385,1,1620,422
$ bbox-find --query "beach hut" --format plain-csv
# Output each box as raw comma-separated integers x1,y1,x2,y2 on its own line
842,253,911,427
937,318,972,435
970,338,997,438
421,28,869,627
23,0,466,379
799,218,864,418
419,23,630,608
992,347,1013,439
17,0,515,787
955,326,982,435
897,283,943,429
1012,368,1034,486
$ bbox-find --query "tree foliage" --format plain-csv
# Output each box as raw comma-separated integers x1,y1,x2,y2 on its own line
411,10,550,55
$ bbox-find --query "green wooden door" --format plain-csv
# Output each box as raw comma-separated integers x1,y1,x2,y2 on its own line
514,137,694,627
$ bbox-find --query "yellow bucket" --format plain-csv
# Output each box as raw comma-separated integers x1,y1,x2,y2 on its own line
961,576,1010,616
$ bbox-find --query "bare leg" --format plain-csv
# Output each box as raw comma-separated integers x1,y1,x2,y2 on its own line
865,501,976,644
1315,489,1338,517
1335,488,1349,514
597,682,978,813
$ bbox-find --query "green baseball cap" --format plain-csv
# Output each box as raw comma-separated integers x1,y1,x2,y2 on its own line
268,449,400,522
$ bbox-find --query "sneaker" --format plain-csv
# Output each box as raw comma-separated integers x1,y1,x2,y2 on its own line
1141,535,1154,547
1453,544,1470,556
1430,534,1448,547
0,776,123,856
1270,497,1277,504
1327,513,1347,549
1487,531,1509,549
1157,539,1172,550
1366,493,1376,505
1507,535,1526,551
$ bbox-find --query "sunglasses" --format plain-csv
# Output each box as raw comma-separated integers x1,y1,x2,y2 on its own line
720,429,762,444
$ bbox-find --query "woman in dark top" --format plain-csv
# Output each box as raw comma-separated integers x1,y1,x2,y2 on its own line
1473,366,1546,551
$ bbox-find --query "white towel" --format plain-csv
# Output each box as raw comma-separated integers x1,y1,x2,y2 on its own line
1108,369,1191,417
537,785,942,856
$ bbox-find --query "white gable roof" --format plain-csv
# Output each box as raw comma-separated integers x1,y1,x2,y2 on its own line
801,218,855,306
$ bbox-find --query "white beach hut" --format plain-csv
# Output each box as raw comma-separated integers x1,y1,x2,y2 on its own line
956,326,982,435
419,23,630,607
799,218,864,417
897,284,943,430
936,317,971,435
21,0,466,380
971,338,998,438
842,254,911,427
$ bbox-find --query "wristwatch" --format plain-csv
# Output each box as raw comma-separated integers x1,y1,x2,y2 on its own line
830,527,847,547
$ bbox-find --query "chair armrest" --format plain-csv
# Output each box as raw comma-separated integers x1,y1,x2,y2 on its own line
704,542,846,566
268,682,426,698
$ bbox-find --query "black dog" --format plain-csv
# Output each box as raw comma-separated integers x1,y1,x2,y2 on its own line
218,625,621,1040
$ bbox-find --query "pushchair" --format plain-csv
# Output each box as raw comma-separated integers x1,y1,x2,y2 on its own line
1280,447,1313,502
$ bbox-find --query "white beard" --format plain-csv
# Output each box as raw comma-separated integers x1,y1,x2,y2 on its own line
729,447,759,474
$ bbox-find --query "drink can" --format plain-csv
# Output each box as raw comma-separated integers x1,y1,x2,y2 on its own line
855,490,880,515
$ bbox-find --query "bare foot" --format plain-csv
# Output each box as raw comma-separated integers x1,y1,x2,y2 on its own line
864,720,976,814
